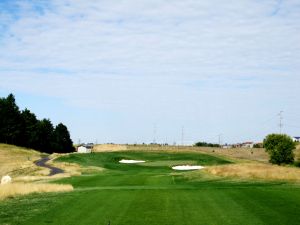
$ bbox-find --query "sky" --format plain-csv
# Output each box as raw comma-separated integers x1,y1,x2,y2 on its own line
0,0,300,145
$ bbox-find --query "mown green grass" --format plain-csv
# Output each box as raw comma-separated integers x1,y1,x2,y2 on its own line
1,151,300,225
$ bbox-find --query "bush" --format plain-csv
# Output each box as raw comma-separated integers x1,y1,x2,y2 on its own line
294,161,300,168
194,142,220,148
263,134,295,165
253,143,263,148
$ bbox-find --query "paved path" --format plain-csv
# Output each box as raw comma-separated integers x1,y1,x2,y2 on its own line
35,157,64,176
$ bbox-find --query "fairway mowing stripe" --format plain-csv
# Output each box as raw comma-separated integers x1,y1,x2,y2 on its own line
74,186,195,191
72,185,292,191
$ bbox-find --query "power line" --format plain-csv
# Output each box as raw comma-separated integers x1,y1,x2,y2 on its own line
285,124,300,129
278,111,283,134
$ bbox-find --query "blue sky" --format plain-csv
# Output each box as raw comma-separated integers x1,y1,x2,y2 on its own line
0,0,300,144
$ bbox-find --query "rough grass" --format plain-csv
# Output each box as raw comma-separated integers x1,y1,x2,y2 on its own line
49,153,105,176
0,144,47,177
204,163,300,182
0,183,73,200
93,144,128,152
0,144,77,200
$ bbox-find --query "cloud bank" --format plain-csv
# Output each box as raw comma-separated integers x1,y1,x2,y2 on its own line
0,0,299,143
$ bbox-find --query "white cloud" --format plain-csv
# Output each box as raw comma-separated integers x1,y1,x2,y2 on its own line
0,0,300,143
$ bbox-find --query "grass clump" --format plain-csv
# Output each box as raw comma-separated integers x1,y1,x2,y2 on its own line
0,183,73,200
205,163,300,182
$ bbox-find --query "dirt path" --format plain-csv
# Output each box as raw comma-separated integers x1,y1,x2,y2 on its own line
35,157,64,176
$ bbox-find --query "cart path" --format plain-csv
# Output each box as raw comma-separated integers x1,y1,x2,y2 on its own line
35,157,64,176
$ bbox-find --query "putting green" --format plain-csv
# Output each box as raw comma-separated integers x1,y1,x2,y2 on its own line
1,151,300,225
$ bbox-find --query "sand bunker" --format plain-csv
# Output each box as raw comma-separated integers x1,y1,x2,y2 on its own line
172,165,204,171
119,159,145,164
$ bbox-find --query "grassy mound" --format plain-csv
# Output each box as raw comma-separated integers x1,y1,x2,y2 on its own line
0,144,45,178
0,144,73,200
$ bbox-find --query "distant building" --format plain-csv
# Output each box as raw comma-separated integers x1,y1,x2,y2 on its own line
292,137,300,142
241,142,254,148
222,144,233,149
77,143,94,153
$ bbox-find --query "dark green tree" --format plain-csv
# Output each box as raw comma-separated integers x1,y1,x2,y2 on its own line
0,93,74,153
263,134,295,165
35,119,55,153
20,108,39,148
53,123,74,153
194,141,220,148
0,94,22,144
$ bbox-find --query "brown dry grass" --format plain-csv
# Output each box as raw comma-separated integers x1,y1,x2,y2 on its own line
0,144,103,180
0,144,48,177
49,154,104,177
295,143,300,159
204,163,300,182
0,183,73,200
196,147,270,162
93,144,128,152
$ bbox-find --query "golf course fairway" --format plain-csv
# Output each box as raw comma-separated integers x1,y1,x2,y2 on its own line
1,151,300,225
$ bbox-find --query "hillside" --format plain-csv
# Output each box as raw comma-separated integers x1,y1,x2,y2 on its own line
0,144,73,200
0,144,45,178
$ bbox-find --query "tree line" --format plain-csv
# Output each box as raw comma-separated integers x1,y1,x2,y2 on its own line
0,93,74,153
194,141,220,148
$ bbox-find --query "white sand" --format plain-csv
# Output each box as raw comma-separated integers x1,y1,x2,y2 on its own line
119,159,145,164
172,165,204,171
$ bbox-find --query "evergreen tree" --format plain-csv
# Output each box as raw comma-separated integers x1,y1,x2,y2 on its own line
35,119,55,153
53,123,75,153
20,108,39,148
0,94,22,144
0,93,74,153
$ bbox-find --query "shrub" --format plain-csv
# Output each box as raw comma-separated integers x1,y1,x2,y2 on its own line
253,143,263,148
194,142,220,148
263,134,295,165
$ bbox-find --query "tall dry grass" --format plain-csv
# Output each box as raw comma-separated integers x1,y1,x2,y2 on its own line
0,183,73,200
49,154,104,176
204,163,300,182
0,144,47,177
93,144,128,152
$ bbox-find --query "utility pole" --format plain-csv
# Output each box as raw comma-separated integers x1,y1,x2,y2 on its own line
278,111,283,134
181,126,184,146
218,134,222,146
153,124,157,144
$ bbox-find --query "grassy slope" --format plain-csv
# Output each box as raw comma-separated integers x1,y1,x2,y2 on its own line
0,144,74,200
0,144,44,177
1,151,300,225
